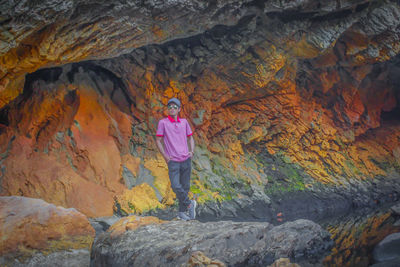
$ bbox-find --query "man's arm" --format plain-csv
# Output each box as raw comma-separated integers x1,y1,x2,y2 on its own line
156,136,170,163
188,135,195,157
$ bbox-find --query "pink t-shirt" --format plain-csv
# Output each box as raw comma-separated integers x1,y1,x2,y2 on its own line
156,116,193,162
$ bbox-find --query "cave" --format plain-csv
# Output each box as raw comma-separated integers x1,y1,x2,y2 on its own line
1,1,400,266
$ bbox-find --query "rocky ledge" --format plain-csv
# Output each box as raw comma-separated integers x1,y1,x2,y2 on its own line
91,217,333,267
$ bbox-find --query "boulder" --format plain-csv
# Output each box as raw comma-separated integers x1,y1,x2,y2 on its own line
372,232,400,264
91,218,332,266
0,196,95,265
263,219,333,263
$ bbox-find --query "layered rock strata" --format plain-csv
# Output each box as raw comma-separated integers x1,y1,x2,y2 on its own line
322,204,400,266
0,0,257,108
0,0,400,218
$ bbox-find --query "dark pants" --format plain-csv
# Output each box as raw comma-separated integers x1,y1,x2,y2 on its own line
168,158,192,212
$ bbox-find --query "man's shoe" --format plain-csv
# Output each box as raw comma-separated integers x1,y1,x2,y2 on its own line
177,211,190,221
188,199,197,220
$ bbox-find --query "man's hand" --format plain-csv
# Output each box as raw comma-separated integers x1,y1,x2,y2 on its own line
188,135,195,159
156,136,170,164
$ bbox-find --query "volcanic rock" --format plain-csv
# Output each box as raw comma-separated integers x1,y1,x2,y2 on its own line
91,219,332,266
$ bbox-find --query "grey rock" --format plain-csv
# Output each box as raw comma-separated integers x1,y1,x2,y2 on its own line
264,219,333,263
370,256,400,267
91,219,332,267
121,165,135,189
391,203,400,216
250,184,271,204
0,249,90,267
358,2,400,36
373,232,400,263
90,215,121,235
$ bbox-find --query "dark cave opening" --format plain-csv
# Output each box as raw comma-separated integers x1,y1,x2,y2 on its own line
381,105,400,123
0,106,9,128
25,67,63,88
0,68,64,129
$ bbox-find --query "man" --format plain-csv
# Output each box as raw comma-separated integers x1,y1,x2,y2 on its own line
156,97,196,221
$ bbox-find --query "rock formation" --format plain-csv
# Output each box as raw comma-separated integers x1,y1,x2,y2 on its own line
0,196,95,266
91,218,332,266
323,206,400,266
372,232,400,266
2,2,400,266
0,0,400,220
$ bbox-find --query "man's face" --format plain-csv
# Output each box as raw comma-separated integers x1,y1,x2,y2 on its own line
167,103,180,116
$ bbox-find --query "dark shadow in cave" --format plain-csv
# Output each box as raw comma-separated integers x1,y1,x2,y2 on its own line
66,62,135,114
0,67,64,131
382,53,400,124
381,105,400,124
0,107,9,128
24,67,63,98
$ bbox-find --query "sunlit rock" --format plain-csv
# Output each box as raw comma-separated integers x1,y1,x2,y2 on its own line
0,196,94,265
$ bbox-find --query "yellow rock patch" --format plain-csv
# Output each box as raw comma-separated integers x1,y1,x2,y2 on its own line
108,215,165,238
143,157,176,205
116,183,164,214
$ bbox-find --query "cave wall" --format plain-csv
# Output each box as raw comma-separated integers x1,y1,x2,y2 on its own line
1,0,400,217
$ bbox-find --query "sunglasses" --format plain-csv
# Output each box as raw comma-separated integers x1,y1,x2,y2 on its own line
168,104,179,110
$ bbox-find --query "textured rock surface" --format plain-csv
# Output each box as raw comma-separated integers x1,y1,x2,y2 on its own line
91,219,332,266
323,207,400,267
105,214,164,238
373,232,400,263
0,0,400,218
267,258,300,267
2,250,90,267
0,0,258,108
89,215,121,235
183,251,226,267
391,203,400,216
0,196,94,265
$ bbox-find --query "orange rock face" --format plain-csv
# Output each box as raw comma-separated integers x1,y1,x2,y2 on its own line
0,1,400,217
0,196,95,262
0,74,130,217
0,1,259,110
